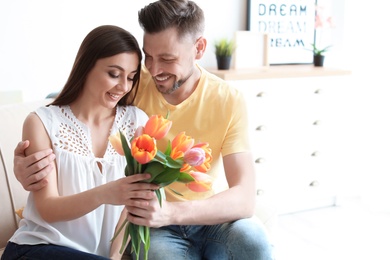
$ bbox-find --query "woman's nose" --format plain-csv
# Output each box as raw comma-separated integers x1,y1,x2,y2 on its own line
118,78,131,92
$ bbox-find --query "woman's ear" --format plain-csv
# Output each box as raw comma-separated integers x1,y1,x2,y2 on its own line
195,36,207,59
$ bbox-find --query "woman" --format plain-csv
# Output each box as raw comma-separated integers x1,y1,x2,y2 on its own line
1,25,158,260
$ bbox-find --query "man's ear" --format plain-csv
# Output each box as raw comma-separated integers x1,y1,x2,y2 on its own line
195,36,207,59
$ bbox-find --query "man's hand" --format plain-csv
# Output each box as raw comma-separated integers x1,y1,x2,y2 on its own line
13,140,55,191
126,192,169,228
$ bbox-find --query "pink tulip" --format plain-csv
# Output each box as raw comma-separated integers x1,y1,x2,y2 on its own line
184,147,205,166
192,142,212,173
134,126,144,138
108,132,125,156
186,171,213,192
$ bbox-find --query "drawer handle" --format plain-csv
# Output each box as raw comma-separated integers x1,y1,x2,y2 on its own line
256,92,265,97
309,180,320,187
314,89,322,94
256,125,266,131
257,189,265,196
313,120,321,125
255,158,265,164
311,151,319,157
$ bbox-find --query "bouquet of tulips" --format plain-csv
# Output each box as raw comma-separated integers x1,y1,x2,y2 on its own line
109,114,213,260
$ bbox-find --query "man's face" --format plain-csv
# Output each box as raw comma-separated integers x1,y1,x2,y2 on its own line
142,27,198,95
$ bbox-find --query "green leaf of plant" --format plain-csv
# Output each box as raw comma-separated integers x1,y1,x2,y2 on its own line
155,189,163,207
165,156,183,169
129,222,140,256
110,219,127,242
164,139,172,156
144,161,165,182
125,165,133,176
152,150,168,164
144,226,150,260
214,38,236,56
152,167,181,186
119,222,130,254
176,172,195,183
168,187,184,197
139,224,145,244
119,131,135,176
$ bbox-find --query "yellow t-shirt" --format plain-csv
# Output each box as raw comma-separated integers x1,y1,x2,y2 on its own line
134,65,250,201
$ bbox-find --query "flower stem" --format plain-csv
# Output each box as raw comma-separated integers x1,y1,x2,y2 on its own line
110,219,127,242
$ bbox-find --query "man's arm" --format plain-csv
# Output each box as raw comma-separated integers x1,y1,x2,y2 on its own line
126,151,257,227
172,152,256,225
14,140,55,191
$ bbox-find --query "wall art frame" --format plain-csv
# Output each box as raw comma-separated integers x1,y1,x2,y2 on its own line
247,0,317,65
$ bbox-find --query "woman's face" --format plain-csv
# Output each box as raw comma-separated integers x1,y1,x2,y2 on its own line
83,52,139,108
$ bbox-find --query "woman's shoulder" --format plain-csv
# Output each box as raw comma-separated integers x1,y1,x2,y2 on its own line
35,104,61,114
34,105,67,123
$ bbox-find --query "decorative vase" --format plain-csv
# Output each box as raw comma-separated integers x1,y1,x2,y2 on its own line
216,56,232,70
313,55,325,67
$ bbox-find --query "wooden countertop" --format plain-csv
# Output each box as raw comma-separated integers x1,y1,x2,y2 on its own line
206,65,352,80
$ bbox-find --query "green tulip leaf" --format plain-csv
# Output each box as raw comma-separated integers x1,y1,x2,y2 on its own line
138,225,145,244
168,187,184,197
144,161,165,182
152,167,180,186
165,156,183,168
119,131,134,175
164,140,172,156
152,150,168,165
177,172,195,183
155,189,163,207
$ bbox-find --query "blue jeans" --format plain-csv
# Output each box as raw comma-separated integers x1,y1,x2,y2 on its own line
128,218,274,260
1,242,109,260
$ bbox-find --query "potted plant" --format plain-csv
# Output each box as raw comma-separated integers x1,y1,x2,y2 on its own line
308,4,335,67
310,43,332,67
214,38,236,70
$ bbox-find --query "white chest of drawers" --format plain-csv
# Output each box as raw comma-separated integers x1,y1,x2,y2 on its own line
209,66,351,214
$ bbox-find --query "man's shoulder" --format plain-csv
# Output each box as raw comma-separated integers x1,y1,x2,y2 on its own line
200,67,242,98
199,66,234,89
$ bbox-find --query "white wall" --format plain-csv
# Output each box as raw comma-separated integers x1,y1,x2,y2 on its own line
341,0,390,211
1,0,386,99
0,0,244,101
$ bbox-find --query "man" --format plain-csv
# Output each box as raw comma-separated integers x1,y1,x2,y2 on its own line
14,0,274,259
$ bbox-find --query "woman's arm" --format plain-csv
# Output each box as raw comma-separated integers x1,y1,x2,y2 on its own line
24,113,158,223
13,140,54,191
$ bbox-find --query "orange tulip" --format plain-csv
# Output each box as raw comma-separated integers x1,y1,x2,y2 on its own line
108,132,125,156
192,142,212,173
180,163,191,172
131,134,157,164
186,171,213,192
170,132,194,160
144,115,172,140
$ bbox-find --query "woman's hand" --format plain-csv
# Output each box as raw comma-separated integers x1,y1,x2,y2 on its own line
101,174,159,206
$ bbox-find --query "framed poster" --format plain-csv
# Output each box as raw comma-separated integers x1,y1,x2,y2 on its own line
247,0,316,65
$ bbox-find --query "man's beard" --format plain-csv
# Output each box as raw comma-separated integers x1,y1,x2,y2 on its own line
156,68,194,95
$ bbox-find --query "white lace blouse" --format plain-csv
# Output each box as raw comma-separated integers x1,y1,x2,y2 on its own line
10,105,148,257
